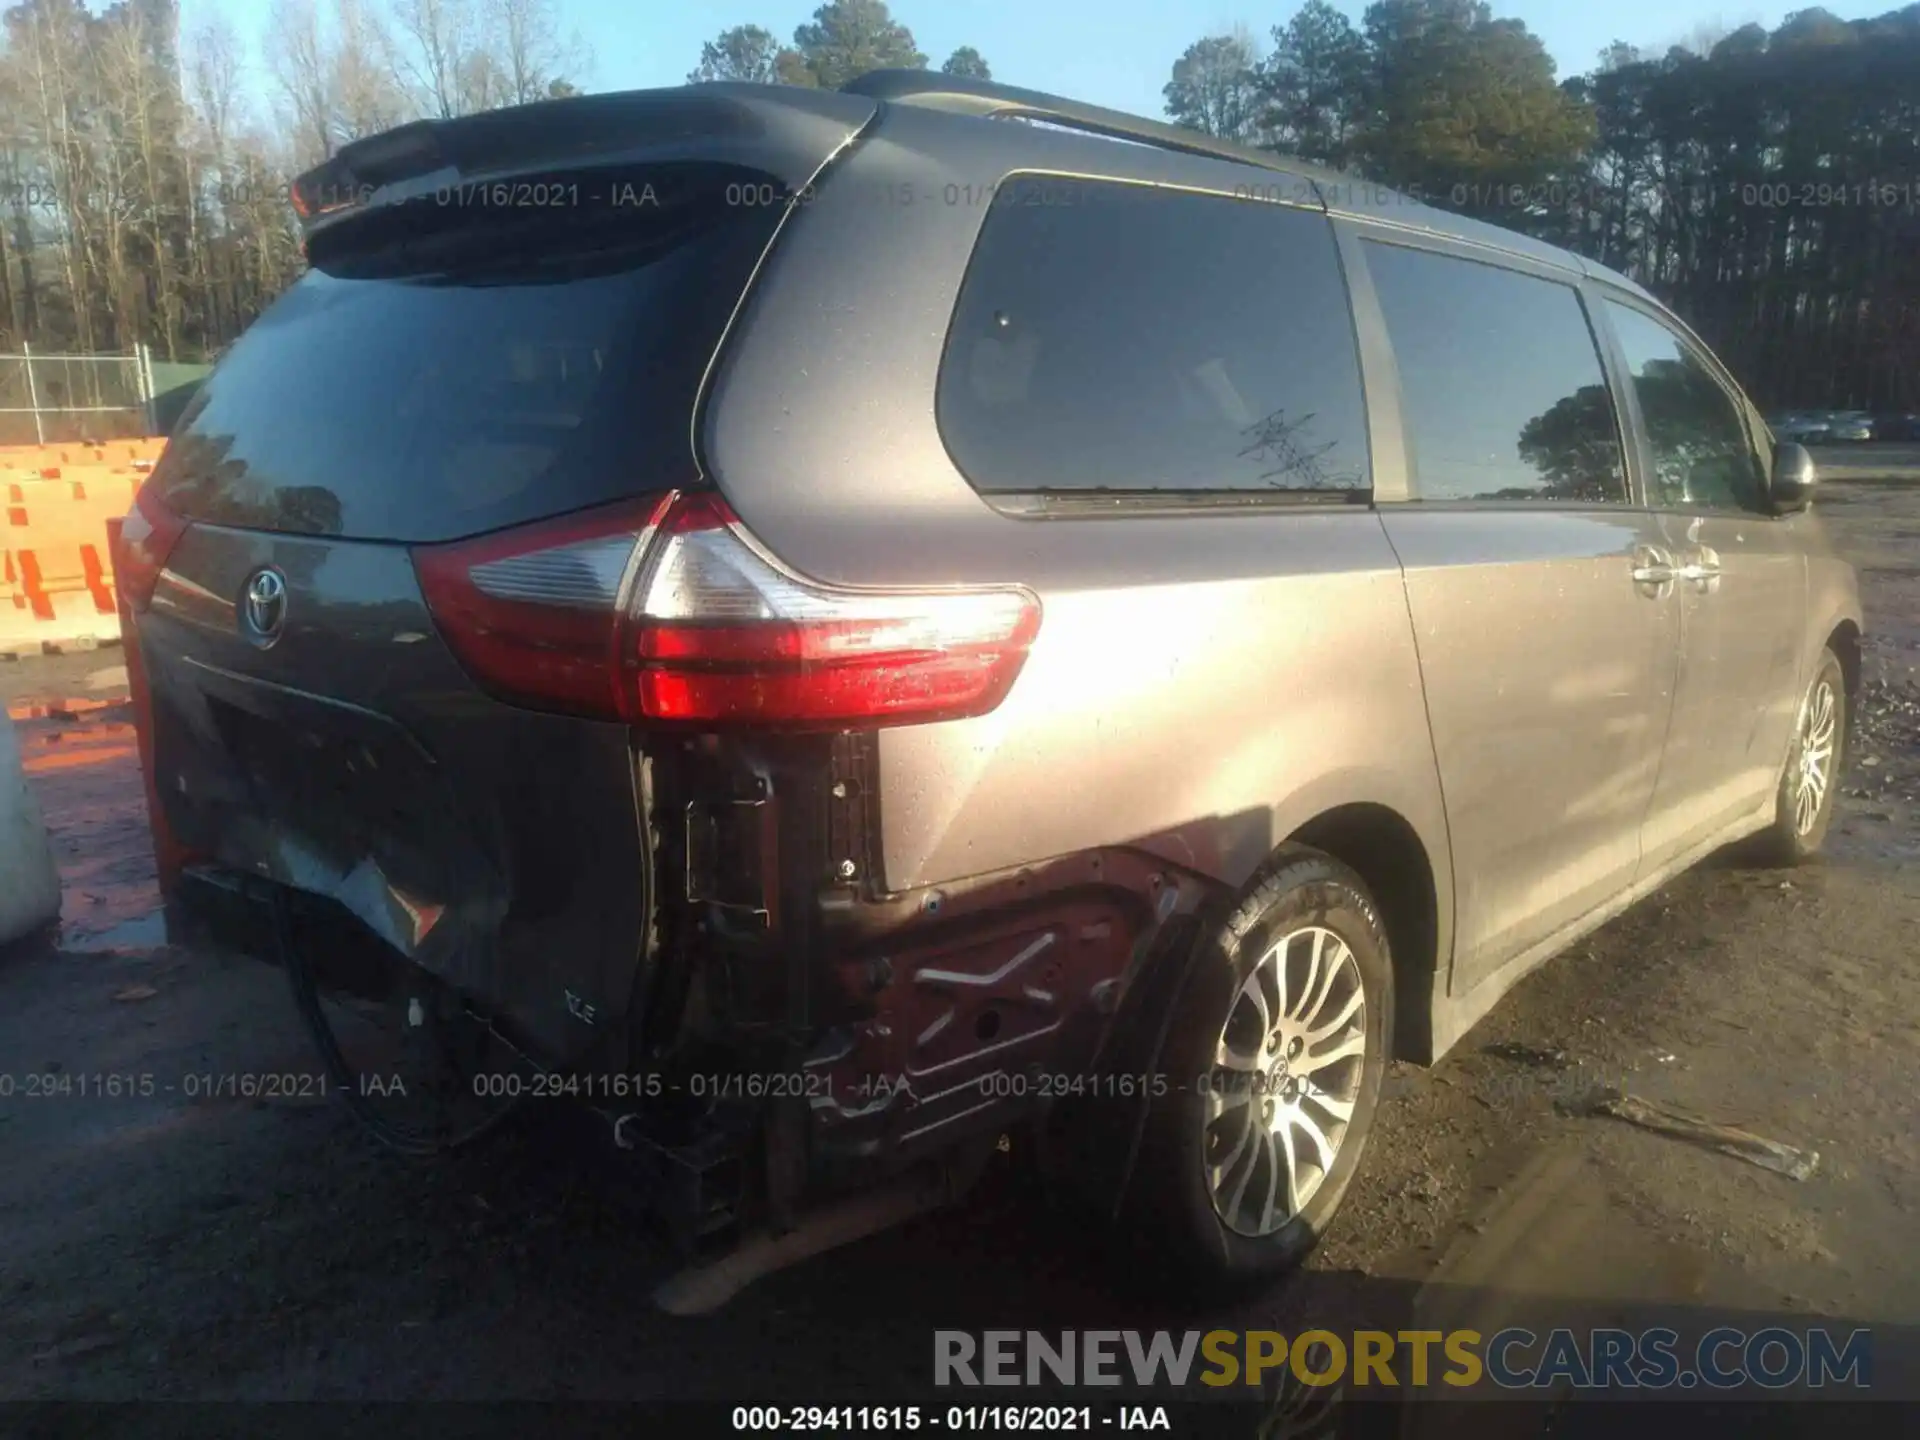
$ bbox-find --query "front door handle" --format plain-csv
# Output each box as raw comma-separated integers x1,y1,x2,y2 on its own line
1677,546,1722,593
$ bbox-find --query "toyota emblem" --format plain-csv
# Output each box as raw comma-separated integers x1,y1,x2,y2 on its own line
241,568,288,645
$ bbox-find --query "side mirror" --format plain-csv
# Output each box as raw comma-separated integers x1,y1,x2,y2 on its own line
1769,442,1818,514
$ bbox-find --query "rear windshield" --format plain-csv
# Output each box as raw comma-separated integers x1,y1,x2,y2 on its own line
153,166,783,543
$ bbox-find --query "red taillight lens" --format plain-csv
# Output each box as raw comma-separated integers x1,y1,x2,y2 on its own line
631,495,1041,727
413,491,1042,731
413,496,675,721
113,484,190,612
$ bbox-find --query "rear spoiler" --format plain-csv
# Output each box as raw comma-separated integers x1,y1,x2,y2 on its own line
290,84,878,252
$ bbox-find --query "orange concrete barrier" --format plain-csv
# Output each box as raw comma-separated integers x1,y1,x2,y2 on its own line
0,437,165,470
0,547,24,639
0,455,152,656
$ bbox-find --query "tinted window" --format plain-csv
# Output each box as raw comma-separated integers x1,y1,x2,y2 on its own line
154,166,781,542
1605,302,1765,513
938,180,1370,495
1365,242,1626,504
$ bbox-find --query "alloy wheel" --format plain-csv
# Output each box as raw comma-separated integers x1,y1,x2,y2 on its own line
1205,926,1368,1237
1793,676,1838,837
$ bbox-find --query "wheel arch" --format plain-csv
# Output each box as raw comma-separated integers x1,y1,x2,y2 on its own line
1066,795,1448,1226
1283,802,1442,1064
1825,618,1862,756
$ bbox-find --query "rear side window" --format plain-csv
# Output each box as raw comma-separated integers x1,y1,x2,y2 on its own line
153,165,782,542
938,179,1371,496
1365,242,1626,505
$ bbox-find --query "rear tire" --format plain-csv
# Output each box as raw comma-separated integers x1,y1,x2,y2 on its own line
1752,649,1845,867
1122,846,1392,1293
278,896,522,1157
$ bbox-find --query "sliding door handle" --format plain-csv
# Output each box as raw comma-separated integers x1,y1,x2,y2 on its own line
1630,545,1676,588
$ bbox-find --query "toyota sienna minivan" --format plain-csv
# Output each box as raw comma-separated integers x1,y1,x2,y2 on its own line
115,70,1862,1292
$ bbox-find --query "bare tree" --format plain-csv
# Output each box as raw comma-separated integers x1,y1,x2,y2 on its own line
333,0,408,142
1,0,304,361
265,0,336,164
390,0,479,119
9,0,104,352
97,2,187,355
456,46,508,113
491,0,581,105
0,23,41,342
189,16,243,161
223,126,304,332
185,17,249,344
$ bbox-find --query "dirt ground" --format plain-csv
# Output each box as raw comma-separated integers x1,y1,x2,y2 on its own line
2,453,1918,1421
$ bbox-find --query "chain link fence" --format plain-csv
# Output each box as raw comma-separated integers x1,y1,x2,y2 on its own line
0,346,155,445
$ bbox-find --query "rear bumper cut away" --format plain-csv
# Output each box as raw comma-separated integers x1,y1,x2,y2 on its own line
139,588,1221,1240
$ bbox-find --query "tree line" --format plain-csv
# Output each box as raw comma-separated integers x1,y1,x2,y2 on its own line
1162,1,1920,411
0,0,582,362
688,0,989,88
3,0,1913,414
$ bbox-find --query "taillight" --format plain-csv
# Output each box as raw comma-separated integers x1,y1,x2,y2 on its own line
412,495,674,720
114,483,190,611
413,491,1041,730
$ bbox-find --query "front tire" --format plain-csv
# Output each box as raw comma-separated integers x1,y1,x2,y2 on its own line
1753,648,1845,866
1125,846,1392,1292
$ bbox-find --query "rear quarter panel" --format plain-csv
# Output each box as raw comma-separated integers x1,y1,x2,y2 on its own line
700,105,1451,916
871,517,1441,894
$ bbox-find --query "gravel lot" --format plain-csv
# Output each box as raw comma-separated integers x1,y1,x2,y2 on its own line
3,454,1918,1421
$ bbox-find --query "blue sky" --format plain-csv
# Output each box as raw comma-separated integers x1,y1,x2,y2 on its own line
178,1,1896,122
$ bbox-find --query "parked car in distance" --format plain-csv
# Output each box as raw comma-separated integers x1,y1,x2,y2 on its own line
116,71,1864,1294
1824,411,1875,442
1769,411,1832,443
1870,411,1920,442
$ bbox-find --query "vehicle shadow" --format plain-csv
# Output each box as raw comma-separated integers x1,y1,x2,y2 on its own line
396,1107,1917,1415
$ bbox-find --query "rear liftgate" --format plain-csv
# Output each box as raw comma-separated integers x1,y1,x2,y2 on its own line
252,86,1228,1291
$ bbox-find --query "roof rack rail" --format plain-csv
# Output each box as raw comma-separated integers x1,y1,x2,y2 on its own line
840,69,1346,188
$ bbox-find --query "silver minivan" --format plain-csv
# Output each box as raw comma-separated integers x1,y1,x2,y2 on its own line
118,70,1862,1291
